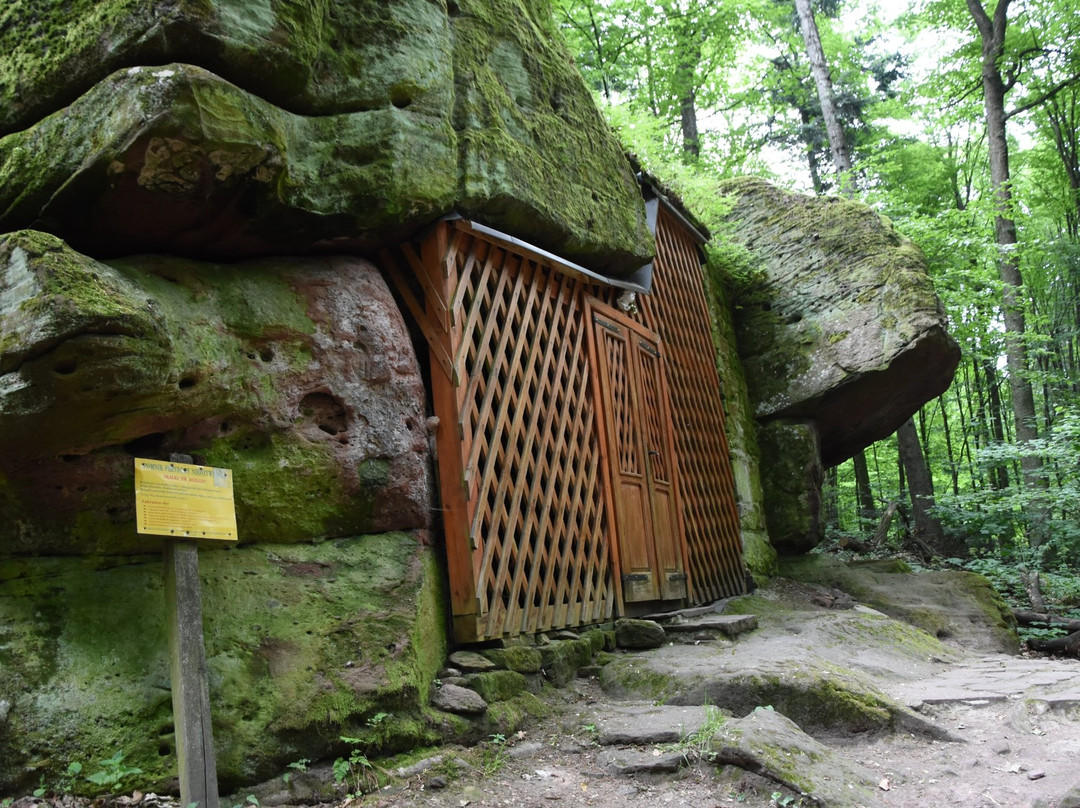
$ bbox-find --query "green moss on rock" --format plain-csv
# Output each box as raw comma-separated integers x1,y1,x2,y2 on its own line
779,555,1019,653
718,177,959,467
0,534,445,795
0,1,650,274
480,646,543,674
465,670,528,702
0,237,429,556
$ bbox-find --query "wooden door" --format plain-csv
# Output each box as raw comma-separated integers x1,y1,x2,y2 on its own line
589,300,688,603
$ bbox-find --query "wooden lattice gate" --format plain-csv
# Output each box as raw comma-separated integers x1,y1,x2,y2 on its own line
382,209,744,643
634,202,747,603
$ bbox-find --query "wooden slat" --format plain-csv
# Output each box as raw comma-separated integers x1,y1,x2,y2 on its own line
638,207,746,602
413,207,742,641
413,232,483,641
379,249,457,384
419,229,614,640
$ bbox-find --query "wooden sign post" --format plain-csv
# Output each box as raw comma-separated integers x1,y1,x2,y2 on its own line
135,456,238,808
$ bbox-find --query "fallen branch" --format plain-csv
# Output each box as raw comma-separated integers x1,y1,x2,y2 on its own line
872,502,900,545
1027,629,1080,656
1013,610,1080,633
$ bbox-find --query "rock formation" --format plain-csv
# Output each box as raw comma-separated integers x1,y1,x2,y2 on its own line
0,0,653,793
0,0,651,273
722,177,960,551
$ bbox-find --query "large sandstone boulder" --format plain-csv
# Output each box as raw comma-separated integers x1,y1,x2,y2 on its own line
0,532,448,794
0,0,651,274
722,178,960,467
721,178,959,552
0,231,429,555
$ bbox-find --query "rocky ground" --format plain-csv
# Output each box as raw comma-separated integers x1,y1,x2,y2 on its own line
12,562,1080,808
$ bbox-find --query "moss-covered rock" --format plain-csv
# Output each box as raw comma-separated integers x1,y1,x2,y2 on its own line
703,247,777,579
0,233,429,555
0,1,651,274
778,555,1020,654
757,420,823,554
480,646,543,674
0,0,454,136
538,638,594,686
720,178,960,467
465,670,529,703
0,533,447,795
0,64,457,260
599,592,956,739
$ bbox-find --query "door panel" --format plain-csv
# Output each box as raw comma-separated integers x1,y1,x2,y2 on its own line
635,337,687,600
590,301,687,603
594,319,659,601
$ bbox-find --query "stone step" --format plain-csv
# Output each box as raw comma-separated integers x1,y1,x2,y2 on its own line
588,704,718,746
660,613,759,638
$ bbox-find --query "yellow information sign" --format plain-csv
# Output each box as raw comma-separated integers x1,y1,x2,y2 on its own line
134,458,238,541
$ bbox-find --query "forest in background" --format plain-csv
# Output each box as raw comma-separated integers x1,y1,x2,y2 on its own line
552,0,1080,622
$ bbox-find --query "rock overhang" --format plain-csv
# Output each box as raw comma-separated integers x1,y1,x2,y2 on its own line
721,177,961,466
0,0,653,277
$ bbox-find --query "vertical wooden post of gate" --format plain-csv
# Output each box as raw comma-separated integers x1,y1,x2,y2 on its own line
165,537,220,808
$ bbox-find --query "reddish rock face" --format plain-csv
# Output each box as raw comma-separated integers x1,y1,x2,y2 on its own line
0,233,430,555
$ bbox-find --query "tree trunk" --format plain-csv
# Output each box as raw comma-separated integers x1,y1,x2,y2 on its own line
979,357,1010,489
897,416,956,556
794,0,855,194
823,465,839,531
852,450,875,532
939,394,960,497
798,105,826,194
966,0,1047,521
680,93,700,158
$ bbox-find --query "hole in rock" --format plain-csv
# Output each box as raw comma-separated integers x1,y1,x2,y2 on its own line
299,392,347,436
124,433,167,457
53,360,77,375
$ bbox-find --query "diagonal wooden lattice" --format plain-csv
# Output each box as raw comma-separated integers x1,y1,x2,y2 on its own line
636,206,747,603
386,221,615,642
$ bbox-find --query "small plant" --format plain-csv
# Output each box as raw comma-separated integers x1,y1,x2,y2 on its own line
3,797,15,808
32,776,47,798
480,733,508,777
333,736,380,796
365,712,390,728
228,795,259,808
86,751,143,790
282,758,309,786
770,792,802,807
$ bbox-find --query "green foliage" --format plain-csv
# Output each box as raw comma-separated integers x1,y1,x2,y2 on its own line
281,758,309,786
480,732,509,777
333,736,382,797
770,792,803,808
85,751,142,790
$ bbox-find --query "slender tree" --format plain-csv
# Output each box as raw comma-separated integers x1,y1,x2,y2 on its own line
793,0,855,190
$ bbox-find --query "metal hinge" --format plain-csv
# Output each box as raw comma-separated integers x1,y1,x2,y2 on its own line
594,315,621,334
